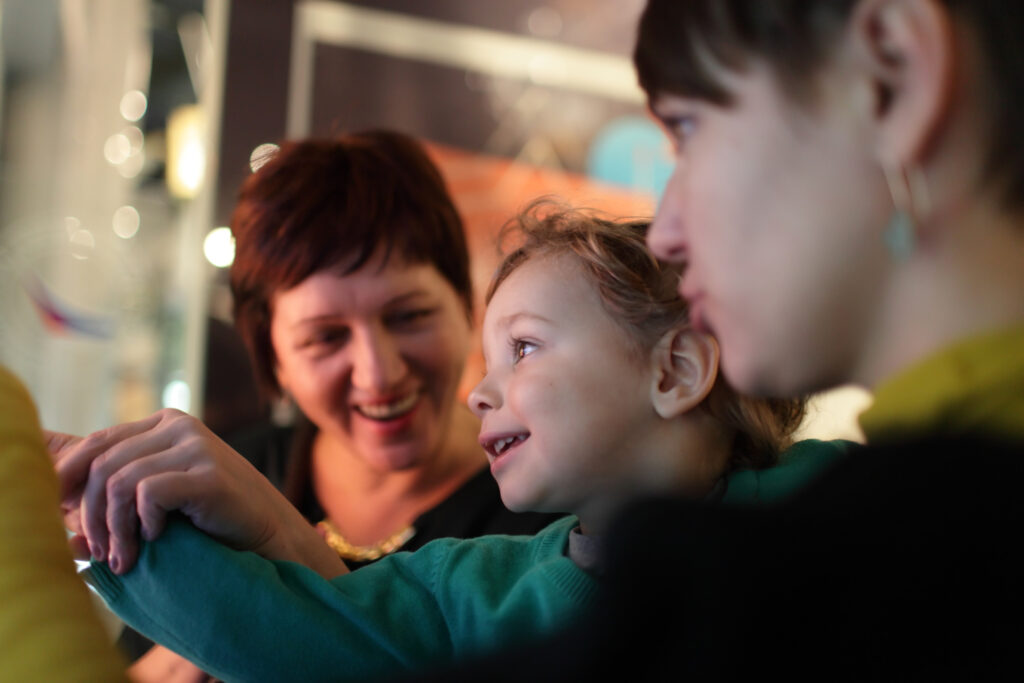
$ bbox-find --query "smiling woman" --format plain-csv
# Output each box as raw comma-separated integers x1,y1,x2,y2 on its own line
57,130,564,680
224,131,562,562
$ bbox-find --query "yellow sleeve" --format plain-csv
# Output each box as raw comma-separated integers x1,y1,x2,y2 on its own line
0,366,127,681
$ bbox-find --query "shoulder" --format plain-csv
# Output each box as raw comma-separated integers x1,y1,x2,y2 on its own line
383,516,578,591
0,366,37,426
408,516,578,569
721,438,856,504
410,468,567,547
0,366,48,480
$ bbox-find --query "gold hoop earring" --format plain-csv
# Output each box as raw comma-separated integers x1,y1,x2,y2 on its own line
882,163,930,261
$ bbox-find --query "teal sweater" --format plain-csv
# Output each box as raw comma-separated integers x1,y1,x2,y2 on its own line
85,439,851,682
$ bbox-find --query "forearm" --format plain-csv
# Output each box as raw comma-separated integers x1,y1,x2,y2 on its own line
252,498,348,579
85,517,449,682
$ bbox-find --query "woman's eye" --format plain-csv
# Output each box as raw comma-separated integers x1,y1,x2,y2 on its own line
663,114,698,153
387,308,434,327
513,339,537,364
303,328,348,349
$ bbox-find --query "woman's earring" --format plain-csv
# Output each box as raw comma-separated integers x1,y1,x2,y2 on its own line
882,163,930,261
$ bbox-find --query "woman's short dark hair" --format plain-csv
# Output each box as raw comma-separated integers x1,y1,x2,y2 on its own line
633,0,1024,211
229,130,472,398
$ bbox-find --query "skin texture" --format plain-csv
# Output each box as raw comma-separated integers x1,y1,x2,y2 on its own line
269,253,475,479
645,59,892,397
643,0,1024,398
46,255,482,578
469,254,726,534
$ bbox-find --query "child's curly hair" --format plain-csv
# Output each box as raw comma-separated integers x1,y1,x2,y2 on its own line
489,198,806,472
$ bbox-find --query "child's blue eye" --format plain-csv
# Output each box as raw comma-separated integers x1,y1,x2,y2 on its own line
513,339,537,364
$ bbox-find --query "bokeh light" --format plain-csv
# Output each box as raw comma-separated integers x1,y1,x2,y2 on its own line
249,143,279,172
69,229,96,260
120,90,148,121
203,226,235,267
161,380,191,412
112,205,141,239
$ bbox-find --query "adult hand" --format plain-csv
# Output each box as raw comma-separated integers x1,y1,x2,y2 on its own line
128,644,212,683
46,408,345,578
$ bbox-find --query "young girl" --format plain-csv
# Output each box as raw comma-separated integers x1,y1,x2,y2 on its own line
61,203,847,681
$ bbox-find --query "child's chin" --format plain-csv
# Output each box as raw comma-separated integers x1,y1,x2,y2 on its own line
498,490,536,514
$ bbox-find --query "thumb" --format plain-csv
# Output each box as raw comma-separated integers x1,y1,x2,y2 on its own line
43,429,82,465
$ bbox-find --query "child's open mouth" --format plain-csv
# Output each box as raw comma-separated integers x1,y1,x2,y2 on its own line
482,433,529,458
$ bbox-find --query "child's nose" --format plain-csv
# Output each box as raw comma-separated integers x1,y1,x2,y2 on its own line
467,375,500,417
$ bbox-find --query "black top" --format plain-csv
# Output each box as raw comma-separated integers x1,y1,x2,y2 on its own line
403,434,1024,682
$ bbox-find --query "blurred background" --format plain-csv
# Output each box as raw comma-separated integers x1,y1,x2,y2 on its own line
0,0,870,446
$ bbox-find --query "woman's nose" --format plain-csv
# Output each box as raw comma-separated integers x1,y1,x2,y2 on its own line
350,327,407,391
467,374,500,418
647,174,689,264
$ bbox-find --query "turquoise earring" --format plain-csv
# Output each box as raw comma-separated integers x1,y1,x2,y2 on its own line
883,208,915,261
882,163,929,262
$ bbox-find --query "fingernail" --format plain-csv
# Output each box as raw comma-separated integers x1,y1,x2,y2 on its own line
90,542,105,563
109,554,120,574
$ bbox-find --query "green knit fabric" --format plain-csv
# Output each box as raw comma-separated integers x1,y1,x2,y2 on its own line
721,438,853,504
85,438,851,682
87,516,593,682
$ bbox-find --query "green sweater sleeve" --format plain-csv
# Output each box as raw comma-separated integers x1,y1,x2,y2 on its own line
85,515,593,682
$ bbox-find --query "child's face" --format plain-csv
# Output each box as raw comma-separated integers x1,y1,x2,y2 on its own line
468,253,665,520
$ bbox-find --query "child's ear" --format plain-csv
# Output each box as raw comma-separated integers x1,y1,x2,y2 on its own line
649,328,720,419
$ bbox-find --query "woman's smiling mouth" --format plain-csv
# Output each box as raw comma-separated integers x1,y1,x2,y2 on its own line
355,391,420,421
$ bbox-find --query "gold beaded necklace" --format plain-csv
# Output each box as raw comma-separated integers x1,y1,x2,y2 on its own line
315,519,416,563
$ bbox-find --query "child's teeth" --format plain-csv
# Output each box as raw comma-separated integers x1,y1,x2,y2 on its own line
494,435,524,455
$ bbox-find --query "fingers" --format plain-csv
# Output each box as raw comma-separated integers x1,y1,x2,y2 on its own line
105,457,200,574
78,423,181,564
43,429,82,465
54,411,165,504
67,533,92,562
72,409,199,563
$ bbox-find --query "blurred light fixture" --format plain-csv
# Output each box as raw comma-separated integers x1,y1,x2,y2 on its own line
249,143,279,172
123,125,144,153
166,104,205,198
120,90,148,121
103,132,132,165
112,205,141,239
69,229,95,260
64,216,81,237
161,379,191,412
203,226,235,268
527,7,562,38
